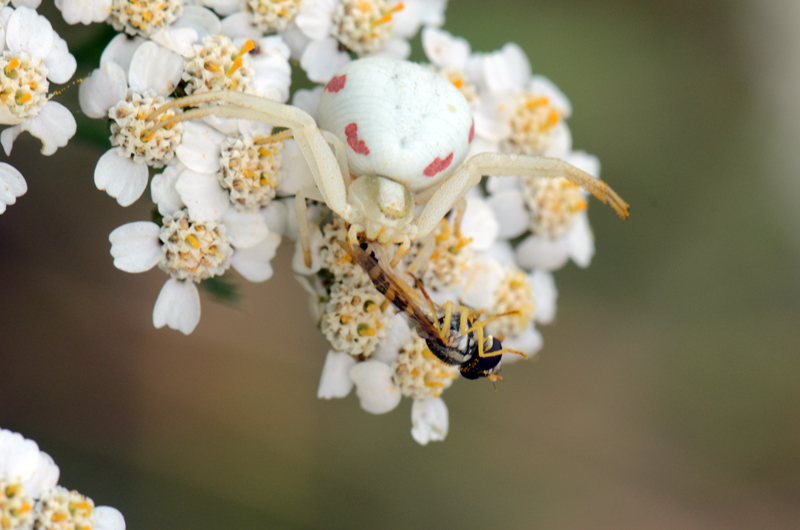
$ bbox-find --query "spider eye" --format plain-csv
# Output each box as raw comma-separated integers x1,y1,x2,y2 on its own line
349,175,413,222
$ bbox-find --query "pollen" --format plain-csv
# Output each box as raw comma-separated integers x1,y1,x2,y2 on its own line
159,210,233,282
0,52,49,120
183,35,256,96
246,0,301,33
521,176,589,238
333,0,401,56
219,132,284,211
505,91,567,156
0,479,34,530
33,486,95,530
109,0,183,38
393,337,459,400
109,90,183,168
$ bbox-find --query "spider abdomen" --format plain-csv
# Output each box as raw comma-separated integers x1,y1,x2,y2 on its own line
317,57,473,193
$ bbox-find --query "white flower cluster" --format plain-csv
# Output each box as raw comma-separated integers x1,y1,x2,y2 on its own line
0,4,77,214
0,0,618,444
0,427,125,530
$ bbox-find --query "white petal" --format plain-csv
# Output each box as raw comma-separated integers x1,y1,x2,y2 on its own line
222,207,268,249
276,139,315,195
175,169,229,222
371,312,410,364
231,231,280,282
487,240,516,267
109,222,162,273
485,174,519,194
279,24,311,61
93,507,126,530
317,350,356,399
250,36,292,102
374,37,411,60
543,122,572,159
219,12,260,40
530,269,557,324
153,279,201,335
6,6,54,59
128,41,184,96
22,101,76,155
100,34,145,75
391,0,421,38
24,451,59,498
150,27,198,58
460,254,504,310
472,96,512,143
459,195,498,251
175,121,224,173
79,61,127,118
54,0,112,25
515,234,570,272
487,188,529,240
295,0,336,40
94,149,149,206
151,164,185,216
422,26,470,70
300,37,350,83
411,397,448,445
201,114,240,135
349,361,402,415
260,201,287,236
0,162,27,214
419,0,447,26
530,75,572,117
290,86,322,118
501,325,542,362
11,0,42,8
475,42,530,97
0,125,21,154
566,213,594,268
201,0,240,16
44,33,77,84
171,5,221,39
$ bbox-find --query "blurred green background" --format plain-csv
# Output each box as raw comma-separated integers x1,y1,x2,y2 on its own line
1,0,799,528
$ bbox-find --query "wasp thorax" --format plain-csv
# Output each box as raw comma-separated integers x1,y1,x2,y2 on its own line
348,175,413,224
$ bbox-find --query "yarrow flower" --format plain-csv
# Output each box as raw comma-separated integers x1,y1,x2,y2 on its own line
294,0,447,81
0,428,125,530
0,6,77,156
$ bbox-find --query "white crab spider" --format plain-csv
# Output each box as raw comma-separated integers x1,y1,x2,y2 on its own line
146,58,628,266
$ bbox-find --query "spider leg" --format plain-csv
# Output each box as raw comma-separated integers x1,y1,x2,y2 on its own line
295,185,325,267
413,153,629,240
145,91,355,223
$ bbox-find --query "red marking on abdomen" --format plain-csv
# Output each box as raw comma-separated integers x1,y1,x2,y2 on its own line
468,120,475,143
325,74,346,93
423,152,454,177
345,123,369,155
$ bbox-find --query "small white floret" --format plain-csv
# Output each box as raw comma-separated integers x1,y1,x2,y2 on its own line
411,397,449,445
79,62,128,119
109,222,162,273
231,231,280,282
94,149,149,207
94,506,126,530
350,360,401,414
176,169,230,222
153,278,201,335
221,207,268,249
317,350,356,399
0,162,27,214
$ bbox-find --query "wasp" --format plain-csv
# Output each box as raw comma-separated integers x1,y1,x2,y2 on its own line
341,238,525,381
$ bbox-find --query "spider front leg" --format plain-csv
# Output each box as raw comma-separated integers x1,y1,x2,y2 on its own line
295,185,325,267
413,153,630,240
145,90,356,225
